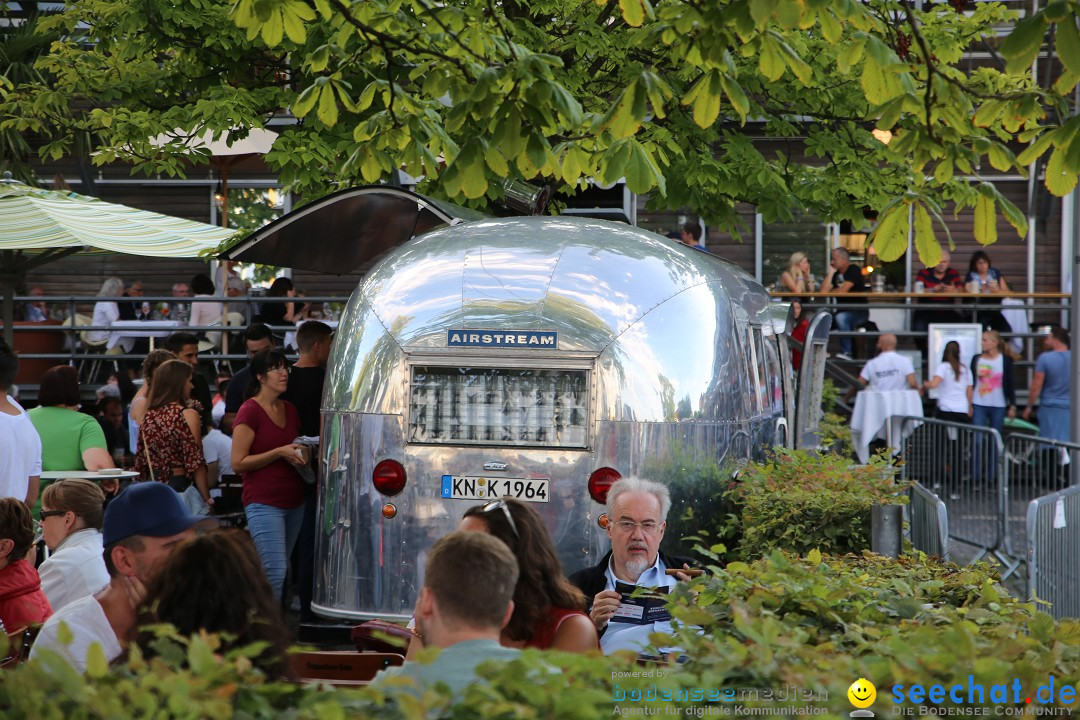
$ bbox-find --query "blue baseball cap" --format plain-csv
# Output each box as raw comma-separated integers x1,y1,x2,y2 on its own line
103,482,213,546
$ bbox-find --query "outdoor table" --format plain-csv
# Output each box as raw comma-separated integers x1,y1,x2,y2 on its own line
39,470,140,480
851,389,924,464
107,319,181,350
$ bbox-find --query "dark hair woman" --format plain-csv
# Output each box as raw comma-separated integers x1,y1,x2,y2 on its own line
966,251,1009,294
28,366,111,474
130,349,177,427
134,360,209,509
255,276,297,328
923,340,973,424
230,349,306,599
459,498,598,652
137,529,294,679
37,479,108,611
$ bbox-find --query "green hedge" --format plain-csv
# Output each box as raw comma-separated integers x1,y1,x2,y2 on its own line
657,551,1080,715
726,449,909,557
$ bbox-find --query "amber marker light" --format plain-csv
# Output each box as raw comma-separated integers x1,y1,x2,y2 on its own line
382,504,397,519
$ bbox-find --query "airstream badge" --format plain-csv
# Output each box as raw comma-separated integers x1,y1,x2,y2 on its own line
447,330,558,348
483,462,508,471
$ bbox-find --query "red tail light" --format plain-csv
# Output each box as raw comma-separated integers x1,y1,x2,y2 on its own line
588,467,621,504
372,459,407,496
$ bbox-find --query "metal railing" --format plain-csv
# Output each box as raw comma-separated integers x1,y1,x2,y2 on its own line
2,294,349,389
891,415,1010,570
908,482,949,559
1026,486,1080,619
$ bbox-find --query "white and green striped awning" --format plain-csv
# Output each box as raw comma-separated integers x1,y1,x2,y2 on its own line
0,179,236,256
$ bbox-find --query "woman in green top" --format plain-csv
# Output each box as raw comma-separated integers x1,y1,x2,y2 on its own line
27,366,111,473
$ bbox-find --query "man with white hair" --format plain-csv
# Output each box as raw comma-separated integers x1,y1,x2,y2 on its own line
568,477,696,655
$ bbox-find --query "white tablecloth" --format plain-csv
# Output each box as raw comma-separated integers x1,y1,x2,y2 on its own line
868,307,906,332
107,320,181,350
1000,298,1029,354
850,390,924,463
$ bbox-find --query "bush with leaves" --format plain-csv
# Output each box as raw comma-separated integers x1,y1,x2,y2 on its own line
650,550,1080,716
818,378,854,458
0,629,633,720
726,449,909,558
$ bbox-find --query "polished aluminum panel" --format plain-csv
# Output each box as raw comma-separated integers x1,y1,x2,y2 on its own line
313,410,607,619
329,216,774,361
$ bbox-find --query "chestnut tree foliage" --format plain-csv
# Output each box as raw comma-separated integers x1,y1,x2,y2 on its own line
2,0,1079,262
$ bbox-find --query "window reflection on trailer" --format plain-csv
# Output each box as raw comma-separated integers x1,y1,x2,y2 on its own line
223,187,830,623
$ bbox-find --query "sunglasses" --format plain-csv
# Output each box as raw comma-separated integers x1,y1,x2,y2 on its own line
39,510,69,520
482,499,519,539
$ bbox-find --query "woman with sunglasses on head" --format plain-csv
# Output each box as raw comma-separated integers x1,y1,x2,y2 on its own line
37,479,108,612
231,348,307,601
457,498,598,652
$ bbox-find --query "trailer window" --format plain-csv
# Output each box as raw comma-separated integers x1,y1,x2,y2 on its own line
409,367,589,447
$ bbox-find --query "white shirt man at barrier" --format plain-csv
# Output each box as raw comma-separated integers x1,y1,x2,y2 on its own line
857,334,918,392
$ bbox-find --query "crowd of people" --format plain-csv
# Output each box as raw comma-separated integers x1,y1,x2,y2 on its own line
2,321,695,691
0,312,339,638
778,248,1024,361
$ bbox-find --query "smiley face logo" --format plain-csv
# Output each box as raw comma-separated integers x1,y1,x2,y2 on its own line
847,678,877,709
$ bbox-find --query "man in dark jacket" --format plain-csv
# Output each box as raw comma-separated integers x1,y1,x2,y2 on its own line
568,477,695,655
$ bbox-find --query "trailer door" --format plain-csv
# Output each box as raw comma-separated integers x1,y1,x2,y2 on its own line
794,310,832,450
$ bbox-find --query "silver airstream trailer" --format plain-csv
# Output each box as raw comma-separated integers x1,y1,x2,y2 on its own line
225,187,830,622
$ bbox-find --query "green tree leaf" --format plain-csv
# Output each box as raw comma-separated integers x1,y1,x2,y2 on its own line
619,0,647,27
720,74,750,124
682,70,724,129
861,38,902,104
1056,18,1080,76
817,8,842,44
912,203,940,268
758,35,786,82
869,204,909,262
316,84,338,127
1046,145,1079,197
973,192,997,247
1016,130,1056,166
85,642,108,679
1000,15,1047,74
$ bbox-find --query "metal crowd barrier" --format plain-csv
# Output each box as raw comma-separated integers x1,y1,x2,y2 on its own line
1002,434,1080,558
1026,486,1080,619
891,415,1010,570
908,482,949,559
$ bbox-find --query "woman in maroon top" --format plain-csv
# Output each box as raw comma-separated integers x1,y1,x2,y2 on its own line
134,360,209,505
230,349,307,599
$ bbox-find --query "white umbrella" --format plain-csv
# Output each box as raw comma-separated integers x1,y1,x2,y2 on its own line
149,129,278,228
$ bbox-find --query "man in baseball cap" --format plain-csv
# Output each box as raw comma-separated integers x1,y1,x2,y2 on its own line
31,483,214,672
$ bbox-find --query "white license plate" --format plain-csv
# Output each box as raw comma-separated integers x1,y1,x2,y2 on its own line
440,475,549,502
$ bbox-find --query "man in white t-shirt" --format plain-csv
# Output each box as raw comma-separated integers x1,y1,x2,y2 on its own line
857,334,918,392
0,342,42,506
202,427,234,486
31,483,211,673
